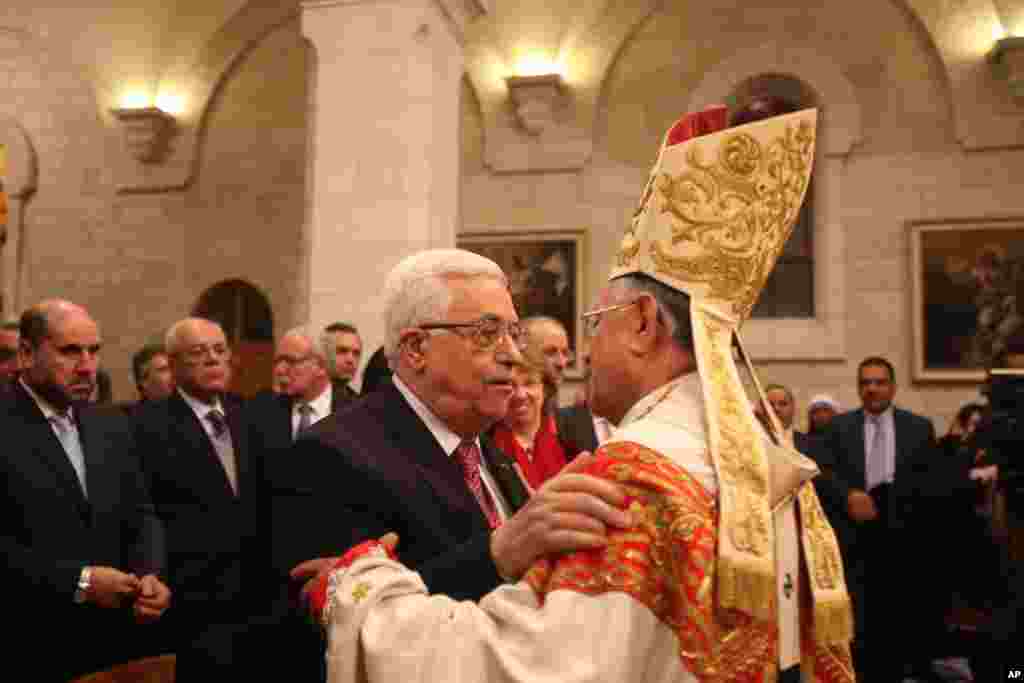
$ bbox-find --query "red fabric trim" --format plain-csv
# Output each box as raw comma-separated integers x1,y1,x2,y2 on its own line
666,105,729,147
307,540,398,624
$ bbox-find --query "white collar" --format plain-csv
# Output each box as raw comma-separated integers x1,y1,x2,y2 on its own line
178,387,224,419
618,371,704,430
20,378,73,421
296,381,333,418
392,374,479,458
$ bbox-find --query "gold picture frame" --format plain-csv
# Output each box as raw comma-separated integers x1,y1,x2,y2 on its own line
909,217,1024,382
457,230,587,378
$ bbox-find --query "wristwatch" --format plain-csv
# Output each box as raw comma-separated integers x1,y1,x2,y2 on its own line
74,567,92,604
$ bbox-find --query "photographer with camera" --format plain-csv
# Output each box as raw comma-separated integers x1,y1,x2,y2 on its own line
969,338,1024,681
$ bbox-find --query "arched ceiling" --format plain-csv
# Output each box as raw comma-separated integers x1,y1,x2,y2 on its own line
3,0,1021,166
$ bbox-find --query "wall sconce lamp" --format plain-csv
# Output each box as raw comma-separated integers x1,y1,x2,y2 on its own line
110,106,176,163
505,73,565,136
988,36,1024,98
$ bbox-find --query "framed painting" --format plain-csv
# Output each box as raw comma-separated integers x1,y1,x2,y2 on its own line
457,230,587,377
910,218,1024,382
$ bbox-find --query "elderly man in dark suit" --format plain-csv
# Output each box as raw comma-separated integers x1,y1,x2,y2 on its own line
0,300,169,681
134,316,255,679
262,250,633,681
814,356,942,683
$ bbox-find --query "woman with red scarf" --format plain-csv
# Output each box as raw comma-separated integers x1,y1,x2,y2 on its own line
488,351,567,491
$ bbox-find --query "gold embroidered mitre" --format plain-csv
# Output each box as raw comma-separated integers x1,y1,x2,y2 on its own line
609,107,817,625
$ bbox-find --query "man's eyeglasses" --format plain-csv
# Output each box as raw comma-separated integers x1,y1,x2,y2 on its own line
178,343,231,364
581,300,639,337
274,354,315,369
419,316,526,351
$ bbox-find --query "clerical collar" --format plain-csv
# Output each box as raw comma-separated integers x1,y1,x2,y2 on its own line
618,371,703,430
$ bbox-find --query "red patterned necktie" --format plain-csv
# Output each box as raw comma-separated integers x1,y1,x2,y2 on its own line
454,440,501,529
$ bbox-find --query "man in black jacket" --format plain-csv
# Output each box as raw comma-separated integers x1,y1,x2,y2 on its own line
134,317,256,679
814,356,943,682
1,300,169,681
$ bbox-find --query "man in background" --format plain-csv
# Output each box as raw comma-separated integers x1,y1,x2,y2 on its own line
522,316,571,413
323,322,362,402
0,319,20,392
1,300,170,681
132,344,175,403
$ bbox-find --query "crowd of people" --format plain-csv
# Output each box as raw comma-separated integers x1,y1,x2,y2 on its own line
2,104,1019,683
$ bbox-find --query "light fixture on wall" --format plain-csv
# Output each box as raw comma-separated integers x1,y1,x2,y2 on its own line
505,73,565,136
110,106,176,163
988,36,1024,98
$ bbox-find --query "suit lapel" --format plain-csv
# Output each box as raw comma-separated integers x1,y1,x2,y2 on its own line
893,409,911,471
170,393,236,498
76,407,108,508
13,384,90,512
376,383,483,520
480,436,530,513
224,397,247,496
851,409,868,488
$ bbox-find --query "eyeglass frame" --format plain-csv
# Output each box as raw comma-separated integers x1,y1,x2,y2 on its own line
581,300,640,337
417,315,527,351
273,353,317,369
175,343,232,365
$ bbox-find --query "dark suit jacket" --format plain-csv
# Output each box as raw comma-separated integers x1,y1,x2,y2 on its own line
0,382,163,679
555,404,600,460
134,391,255,626
267,380,530,602
330,378,360,408
812,406,946,642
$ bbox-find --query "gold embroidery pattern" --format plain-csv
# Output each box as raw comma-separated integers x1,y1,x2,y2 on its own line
647,120,815,321
702,316,770,558
525,443,780,681
797,485,841,591
802,630,856,683
351,582,371,603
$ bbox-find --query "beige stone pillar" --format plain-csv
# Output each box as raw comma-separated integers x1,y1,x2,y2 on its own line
301,0,485,384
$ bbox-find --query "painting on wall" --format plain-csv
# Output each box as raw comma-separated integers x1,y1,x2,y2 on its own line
457,230,586,377
0,144,7,317
910,219,1024,382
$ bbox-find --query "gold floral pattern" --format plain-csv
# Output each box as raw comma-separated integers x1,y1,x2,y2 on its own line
526,443,784,681
647,119,815,322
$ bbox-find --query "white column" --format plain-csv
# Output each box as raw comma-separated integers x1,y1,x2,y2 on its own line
301,0,485,383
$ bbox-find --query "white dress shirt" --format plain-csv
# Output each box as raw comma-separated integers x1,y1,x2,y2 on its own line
391,375,511,521
292,382,334,439
178,387,239,493
20,378,87,495
864,406,896,491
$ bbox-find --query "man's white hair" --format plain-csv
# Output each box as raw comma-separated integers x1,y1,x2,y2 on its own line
165,317,225,355
382,249,507,359
281,326,327,363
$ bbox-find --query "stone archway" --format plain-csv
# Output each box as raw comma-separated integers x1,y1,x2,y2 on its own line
687,44,864,361
193,278,275,397
0,116,37,318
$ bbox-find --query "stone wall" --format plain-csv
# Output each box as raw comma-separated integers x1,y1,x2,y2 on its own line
459,0,1021,432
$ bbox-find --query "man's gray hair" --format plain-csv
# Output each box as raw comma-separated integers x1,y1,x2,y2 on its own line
382,249,507,359
165,317,224,355
608,274,693,351
282,326,327,364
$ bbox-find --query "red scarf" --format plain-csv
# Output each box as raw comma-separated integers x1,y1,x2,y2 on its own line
491,414,567,491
